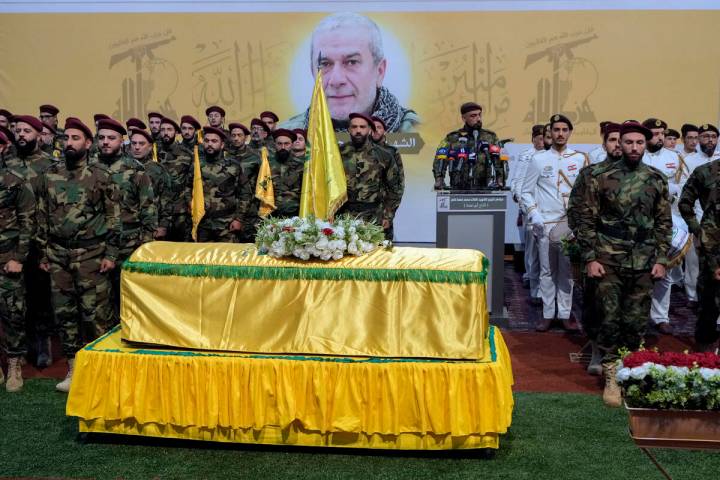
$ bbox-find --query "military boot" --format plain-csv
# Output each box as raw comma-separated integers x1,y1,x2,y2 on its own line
6,357,24,393
36,337,53,368
602,362,622,407
56,358,75,393
587,342,604,376
0,365,5,385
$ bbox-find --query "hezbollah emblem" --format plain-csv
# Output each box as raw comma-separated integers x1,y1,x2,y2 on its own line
553,115,560,122
655,120,662,127
702,124,709,130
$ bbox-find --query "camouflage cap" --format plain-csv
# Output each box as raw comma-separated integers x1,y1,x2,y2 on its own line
125,117,147,130
228,123,250,135
41,121,57,134
129,127,153,143
64,117,93,139
271,128,297,142
642,118,667,131
97,118,127,136
460,102,482,115
349,112,376,131
180,115,201,130
202,125,227,141
13,115,44,132
205,105,226,117
160,117,181,132
549,113,573,130
698,123,720,136
620,121,652,140
39,104,60,115
259,111,279,122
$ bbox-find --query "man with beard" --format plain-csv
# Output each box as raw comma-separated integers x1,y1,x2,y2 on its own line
641,118,683,335
147,112,163,144
180,115,201,155
281,13,418,133
226,122,250,158
192,126,250,242
510,124,547,304
577,121,672,406
38,104,64,150
370,116,403,240
0,138,35,391
205,106,229,138
267,129,305,218
679,124,720,327
0,109,12,129
96,118,156,314
157,117,193,241
39,122,61,157
226,123,261,242
37,117,122,393
568,122,622,375
248,118,273,152
260,111,279,132
337,113,404,237
587,121,612,165
433,102,502,190
8,116,56,368
521,114,588,333
680,124,700,156
129,128,173,240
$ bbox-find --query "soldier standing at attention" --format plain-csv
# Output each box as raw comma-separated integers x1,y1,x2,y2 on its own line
180,115,201,155
337,113,404,235
147,112,163,144
267,129,305,218
37,118,122,393
291,129,309,162
260,111,280,132
205,106,229,138
576,121,672,406
680,124,699,156
38,104,64,152
249,118,273,152
370,116,404,240
157,117,192,241
226,123,260,241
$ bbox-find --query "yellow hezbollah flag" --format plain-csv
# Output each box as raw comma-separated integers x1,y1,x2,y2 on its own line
299,71,347,220
190,144,205,241
255,147,275,218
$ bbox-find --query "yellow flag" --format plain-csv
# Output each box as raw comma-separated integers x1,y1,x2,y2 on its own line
255,147,276,218
190,144,205,241
299,71,347,220
152,142,158,162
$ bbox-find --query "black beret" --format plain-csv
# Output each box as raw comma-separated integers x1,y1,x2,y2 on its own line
160,117,181,132
681,123,699,136
370,115,387,131
642,118,667,130
550,114,573,130
531,124,544,137
147,111,163,120
665,129,680,139
698,123,720,136
228,123,250,135
205,106,226,117
460,102,482,115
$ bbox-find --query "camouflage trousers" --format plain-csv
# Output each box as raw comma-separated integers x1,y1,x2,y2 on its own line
168,213,190,242
696,253,720,345
111,234,145,318
337,202,384,226
25,243,54,338
591,265,654,356
196,216,238,243
47,243,115,358
0,268,26,356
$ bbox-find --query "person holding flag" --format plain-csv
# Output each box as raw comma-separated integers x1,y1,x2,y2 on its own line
255,129,305,219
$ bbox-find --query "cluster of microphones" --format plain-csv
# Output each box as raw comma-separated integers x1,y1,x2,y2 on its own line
436,129,506,191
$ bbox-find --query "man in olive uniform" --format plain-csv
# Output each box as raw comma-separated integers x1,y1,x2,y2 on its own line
157,117,193,241
226,123,261,241
0,151,35,392
371,116,404,240
226,122,250,158
129,128,173,240
260,111,280,132
95,118,156,314
337,113,404,234
291,128,309,162
148,112,163,144
249,118,274,152
0,109,12,129
679,146,720,352
205,106,229,138
267,129,305,218
180,115,201,155
433,102,502,190
37,117,122,393
40,122,61,157
38,104,64,152
575,121,672,406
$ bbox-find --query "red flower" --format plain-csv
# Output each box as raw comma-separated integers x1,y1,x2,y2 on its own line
623,349,720,368
322,228,334,236
282,226,295,232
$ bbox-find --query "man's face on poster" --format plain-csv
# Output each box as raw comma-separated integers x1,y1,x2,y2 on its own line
313,27,386,121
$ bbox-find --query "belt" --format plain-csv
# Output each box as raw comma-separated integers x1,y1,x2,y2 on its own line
204,207,236,219
598,224,650,242
49,234,103,249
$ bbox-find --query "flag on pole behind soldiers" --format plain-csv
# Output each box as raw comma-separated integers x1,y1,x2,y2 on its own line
256,147,276,218
190,144,205,241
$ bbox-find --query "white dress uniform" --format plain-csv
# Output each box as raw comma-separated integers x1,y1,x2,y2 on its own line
676,150,720,302
642,147,683,325
588,145,606,165
521,147,588,320
512,147,544,299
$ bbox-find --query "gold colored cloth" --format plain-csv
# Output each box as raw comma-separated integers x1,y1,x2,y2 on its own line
121,242,489,359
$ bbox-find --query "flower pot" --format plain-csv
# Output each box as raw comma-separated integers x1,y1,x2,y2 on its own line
626,404,720,450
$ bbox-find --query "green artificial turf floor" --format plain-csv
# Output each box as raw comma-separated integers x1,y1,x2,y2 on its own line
1,380,718,479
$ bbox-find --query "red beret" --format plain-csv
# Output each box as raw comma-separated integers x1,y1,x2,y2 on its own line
180,115,201,130
96,118,127,136
370,116,387,131
260,111,279,122
205,106,226,117
41,121,57,134
0,131,8,144
250,118,271,134
125,117,147,130
0,109,13,119
93,113,111,123
550,113,574,130
39,104,60,116
64,117,93,139
202,125,226,141
642,118,667,131
620,121,652,141
272,128,297,142
129,127,153,143
148,111,163,120
160,117,181,132
460,102,482,115
602,122,621,141
698,123,720,136
228,123,250,135
13,115,44,132
292,128,307,139
349,112,376,131
599,121,612,134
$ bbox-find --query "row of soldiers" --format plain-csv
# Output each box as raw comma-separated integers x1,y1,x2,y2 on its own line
0,105,405,393
510,114,720,406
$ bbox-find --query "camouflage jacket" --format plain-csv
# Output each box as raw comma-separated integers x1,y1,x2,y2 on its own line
157,142,192,214
99,151,157,247
433,125,503,185
227,146,262,223
679,159,720,237
6,148,55,195
698,181,720,272
576,156,672,270
37,155,122,261
339,140,405,224
0,163,35,263
192,150,252,228
372,138,405,222
179,138,198,157
138,153,174,230
268,152,305,218
568,156,619,233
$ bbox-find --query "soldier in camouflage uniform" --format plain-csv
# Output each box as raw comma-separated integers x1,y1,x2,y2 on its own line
433,102,503,190
337,113,405,232
371,116,405,240
37,117,122,393
0,153,35,392
148,112,163,145
39,104,64,152
679,157,720,352
96,119,157,314
291,128,310,163
180,115,201,156
226,123,261,241
205,106,230,139
0,109,12,129
192,126,252,242
575,122,672,407
249,118,275,153
157,117,193,241
265,129,305,218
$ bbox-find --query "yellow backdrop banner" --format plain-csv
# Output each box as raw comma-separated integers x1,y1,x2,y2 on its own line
120,242,489,359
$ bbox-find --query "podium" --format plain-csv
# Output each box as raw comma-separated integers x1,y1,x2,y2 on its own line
436,191,507,323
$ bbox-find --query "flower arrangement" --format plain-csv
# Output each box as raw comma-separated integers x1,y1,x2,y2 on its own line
616,348,720,410
255,215,390,261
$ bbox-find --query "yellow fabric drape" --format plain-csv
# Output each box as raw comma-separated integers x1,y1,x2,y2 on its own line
255,147,275,218
120,242,490,359
152,142,158,162
68,326,514,450
299,70,347,220
190,145,205,241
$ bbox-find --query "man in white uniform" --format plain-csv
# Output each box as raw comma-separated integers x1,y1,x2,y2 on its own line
521,114,589,331
588,121,612,165
679,124,699,156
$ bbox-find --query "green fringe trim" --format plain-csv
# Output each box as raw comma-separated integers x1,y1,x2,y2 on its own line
122,256,489,286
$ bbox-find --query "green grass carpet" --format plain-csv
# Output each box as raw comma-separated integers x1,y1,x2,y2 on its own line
1,379,719,479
